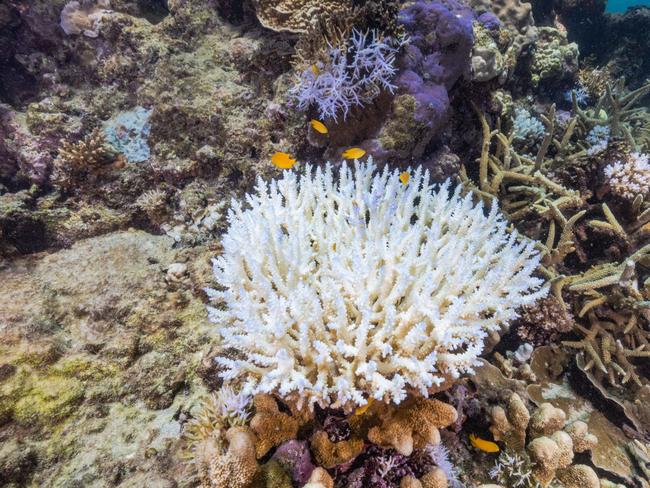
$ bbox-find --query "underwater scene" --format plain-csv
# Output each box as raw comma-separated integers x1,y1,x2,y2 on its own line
1,0,650,487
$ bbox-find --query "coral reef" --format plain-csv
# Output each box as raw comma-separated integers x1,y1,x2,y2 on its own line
1,0,650,486
208,161,545,409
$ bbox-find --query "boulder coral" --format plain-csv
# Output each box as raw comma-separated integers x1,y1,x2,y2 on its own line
488,394,599,487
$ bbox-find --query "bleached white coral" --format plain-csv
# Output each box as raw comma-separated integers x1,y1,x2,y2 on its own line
604,152,650,200
207,161,546,409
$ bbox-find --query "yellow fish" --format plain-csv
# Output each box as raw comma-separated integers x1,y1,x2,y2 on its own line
310,119,328,134
399,171,410,184
271,151,297,169
469,434,500,453
342,147,366,160
354,398,374,416
312,64,320,76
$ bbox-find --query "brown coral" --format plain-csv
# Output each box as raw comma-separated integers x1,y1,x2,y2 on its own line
489,392,530,451
310,430,364,468
51,129,116,190
250,394,299,458
195,426,258,488
252,0,352,34
367,397,457,456
564,420,598,453
556,464,600,488
517,295,575,346
400,469,449,488
529,402,566,438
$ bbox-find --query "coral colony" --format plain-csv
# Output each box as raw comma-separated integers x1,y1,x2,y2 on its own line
207,162,545,409
291,29,401,121
1,0,650,487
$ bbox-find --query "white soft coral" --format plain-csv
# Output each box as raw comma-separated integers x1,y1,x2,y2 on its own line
207,161,546,409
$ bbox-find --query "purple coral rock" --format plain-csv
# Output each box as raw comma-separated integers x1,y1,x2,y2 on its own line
271,440,315,484
396,0,474,130
478,12,501,30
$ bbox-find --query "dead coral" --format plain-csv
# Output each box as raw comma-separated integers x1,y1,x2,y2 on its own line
252,0,352,34
250,394,300,458
310,430,364,468
367,397,457,456
195,426,258,488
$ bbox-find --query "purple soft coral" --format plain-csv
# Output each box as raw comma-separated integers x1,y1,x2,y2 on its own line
272,440,316,484
396,0,474,128
290,29,400,121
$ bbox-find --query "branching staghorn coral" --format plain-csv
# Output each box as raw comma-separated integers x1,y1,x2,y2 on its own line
571,78,650,151
207,161,546,410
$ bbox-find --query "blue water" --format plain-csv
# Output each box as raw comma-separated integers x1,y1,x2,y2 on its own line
606,0,650,12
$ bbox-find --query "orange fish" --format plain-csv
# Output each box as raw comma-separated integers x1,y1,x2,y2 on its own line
342,147,366,160
310,119,328,134
271,151,297,169
469,434,500,453
354,398,374,416
399,171,410,184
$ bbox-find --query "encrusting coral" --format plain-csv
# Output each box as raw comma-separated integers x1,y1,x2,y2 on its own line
367,397,458,456
250,394,301,458
207,161,546,410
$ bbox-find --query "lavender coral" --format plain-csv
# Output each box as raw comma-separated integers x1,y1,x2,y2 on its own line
207,161,546,410
290,29,400,121
395,0,474,128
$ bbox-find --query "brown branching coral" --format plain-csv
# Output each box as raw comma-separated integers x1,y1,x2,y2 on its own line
195,426,258,488
252,0,352,34
51,129,117,190
489,393,530,452
572,78,650,151
250,394,300,458
367,397,458,456
561,245,650,387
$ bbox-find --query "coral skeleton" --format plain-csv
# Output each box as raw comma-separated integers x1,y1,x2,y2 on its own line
207,160,546,409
